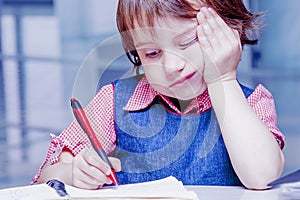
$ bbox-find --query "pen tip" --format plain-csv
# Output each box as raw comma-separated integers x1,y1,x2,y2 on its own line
114,183,119,189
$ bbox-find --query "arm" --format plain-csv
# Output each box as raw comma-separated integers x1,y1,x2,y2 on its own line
36,84,120,189
208,80,284,189
197,7,284,189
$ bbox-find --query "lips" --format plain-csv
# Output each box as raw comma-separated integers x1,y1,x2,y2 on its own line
170,71,196,87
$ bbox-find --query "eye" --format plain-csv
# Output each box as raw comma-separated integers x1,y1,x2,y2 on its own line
179,36,198,49
145,50,161,58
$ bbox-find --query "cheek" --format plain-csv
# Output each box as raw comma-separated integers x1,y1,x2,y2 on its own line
143,66,172,95
142,64,164,82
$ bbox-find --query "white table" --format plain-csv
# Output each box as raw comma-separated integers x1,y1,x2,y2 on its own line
186,185,283,200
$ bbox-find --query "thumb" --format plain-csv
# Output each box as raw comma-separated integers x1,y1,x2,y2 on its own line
108,157,122,172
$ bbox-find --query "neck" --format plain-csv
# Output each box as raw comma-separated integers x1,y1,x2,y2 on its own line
169,97,194,112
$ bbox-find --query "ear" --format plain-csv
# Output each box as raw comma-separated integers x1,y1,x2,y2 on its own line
186,0,206,10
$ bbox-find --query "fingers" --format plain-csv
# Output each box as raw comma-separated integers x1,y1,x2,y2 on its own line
196,7,241,84
72,149,111,189
72,147,121,189
196,7,240,52
73,171,110,190
197,11,214,54
83,148,112,175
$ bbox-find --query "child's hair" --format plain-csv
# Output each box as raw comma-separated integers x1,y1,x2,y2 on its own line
116,0,263,66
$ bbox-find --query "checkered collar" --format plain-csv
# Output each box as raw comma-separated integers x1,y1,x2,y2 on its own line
123,76,211,114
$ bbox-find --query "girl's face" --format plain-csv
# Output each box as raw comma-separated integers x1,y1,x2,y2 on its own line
132,16,206,100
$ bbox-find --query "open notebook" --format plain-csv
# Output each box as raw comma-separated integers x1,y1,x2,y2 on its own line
0,176,198,200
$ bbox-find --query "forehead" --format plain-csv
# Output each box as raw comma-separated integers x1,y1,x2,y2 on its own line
131,16,198,45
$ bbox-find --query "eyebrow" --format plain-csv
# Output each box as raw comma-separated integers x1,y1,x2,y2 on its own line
133,32,158,49
135,41,154,49
175,27,197,41
134,24,198,49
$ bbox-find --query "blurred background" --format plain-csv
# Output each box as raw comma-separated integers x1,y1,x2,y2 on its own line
0,0,299,188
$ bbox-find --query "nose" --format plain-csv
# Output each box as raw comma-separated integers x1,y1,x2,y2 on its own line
163,51,185,77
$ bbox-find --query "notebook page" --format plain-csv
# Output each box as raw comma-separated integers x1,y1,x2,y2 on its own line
0,176,198,200
0,184,57,200
66,176,198,199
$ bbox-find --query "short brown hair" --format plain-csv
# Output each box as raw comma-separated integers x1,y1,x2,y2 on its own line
116,0,263,65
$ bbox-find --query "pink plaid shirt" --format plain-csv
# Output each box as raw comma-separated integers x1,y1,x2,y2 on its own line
31,76,285,184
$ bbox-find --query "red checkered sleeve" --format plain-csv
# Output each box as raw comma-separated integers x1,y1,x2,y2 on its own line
31,84,116,184
247,84,285,149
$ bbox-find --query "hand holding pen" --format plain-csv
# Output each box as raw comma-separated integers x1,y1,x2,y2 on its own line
70,98,120,189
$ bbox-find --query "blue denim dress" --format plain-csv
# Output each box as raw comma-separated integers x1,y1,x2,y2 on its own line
113,75,253,186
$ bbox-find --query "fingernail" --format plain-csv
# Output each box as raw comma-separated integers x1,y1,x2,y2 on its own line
208,7,215,13
197,12,204,19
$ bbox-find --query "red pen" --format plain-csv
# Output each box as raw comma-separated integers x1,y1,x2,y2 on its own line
70,98,118,186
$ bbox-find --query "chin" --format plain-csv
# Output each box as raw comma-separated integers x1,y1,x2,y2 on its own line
172,88,205,100
152,84,205,100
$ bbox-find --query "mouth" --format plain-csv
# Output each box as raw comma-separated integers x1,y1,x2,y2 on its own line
170,71,196,87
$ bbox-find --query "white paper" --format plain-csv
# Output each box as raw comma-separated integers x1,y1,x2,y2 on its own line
280,181,300,199
0,176,198,200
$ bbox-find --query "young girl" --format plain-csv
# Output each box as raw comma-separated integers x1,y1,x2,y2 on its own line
33,0,285,190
